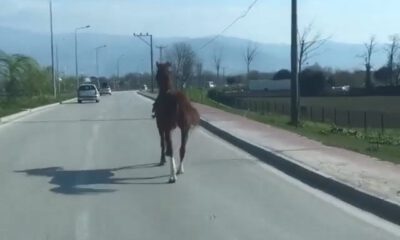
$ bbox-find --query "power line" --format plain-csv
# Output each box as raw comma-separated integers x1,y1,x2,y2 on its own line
198,0,259,50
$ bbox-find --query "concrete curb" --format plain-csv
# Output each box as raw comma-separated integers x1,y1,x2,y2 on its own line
137,91,400,225
0,98,76,124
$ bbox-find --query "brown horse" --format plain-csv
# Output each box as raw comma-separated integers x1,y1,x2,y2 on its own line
153,62,200,183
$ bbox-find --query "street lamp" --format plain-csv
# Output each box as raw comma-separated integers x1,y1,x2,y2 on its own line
115,54,125,90
95,44,107,88
49,0,56,97
74,25,90,89
117,54,125,78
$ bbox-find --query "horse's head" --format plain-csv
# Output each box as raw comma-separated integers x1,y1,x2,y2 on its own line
156,62,172,93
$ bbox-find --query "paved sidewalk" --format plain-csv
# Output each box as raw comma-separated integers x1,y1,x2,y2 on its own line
194,102,400,205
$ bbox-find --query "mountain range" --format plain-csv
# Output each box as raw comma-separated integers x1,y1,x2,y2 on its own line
0,26,387,77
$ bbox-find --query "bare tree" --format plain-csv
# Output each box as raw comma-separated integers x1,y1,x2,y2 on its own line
298,23,329,74
385,35,400,85
358,36,377,90
212,47,223,81
243,42,258,77
167,42,196,89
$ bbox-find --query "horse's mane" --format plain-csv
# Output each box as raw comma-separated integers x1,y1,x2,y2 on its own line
156,62,173,94
155,62,199,127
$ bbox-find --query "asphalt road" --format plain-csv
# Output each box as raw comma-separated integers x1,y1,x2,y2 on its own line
0,91,399,240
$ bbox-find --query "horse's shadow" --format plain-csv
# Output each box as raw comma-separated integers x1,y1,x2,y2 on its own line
15,163,168,195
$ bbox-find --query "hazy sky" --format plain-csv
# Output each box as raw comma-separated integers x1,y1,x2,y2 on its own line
1,0,399,44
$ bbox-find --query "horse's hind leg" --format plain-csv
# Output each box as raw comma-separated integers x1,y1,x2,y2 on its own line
158,128,166,166
177,128,189,175
165,129,177,183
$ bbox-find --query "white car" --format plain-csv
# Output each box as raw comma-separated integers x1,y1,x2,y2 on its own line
77,84,100,103
100,86,112,95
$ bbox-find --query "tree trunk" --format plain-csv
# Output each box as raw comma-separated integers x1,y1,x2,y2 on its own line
365,64,372,92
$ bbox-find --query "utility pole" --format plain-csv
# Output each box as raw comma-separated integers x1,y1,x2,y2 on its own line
290,0,299,126
49,0,56,97
133,33,154,93
55,44,60,101
156,45,167,62
150,35,154,92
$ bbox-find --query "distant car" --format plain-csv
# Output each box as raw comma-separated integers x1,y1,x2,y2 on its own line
208,81,216,88
77,84,100,103
100,86,112,95
331,85,350,92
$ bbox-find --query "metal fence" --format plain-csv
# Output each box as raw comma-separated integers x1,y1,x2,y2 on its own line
218,97,400,132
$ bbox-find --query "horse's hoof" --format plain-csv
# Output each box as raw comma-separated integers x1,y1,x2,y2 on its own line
168,177,176,183
158,162,165,166
177,165,184,175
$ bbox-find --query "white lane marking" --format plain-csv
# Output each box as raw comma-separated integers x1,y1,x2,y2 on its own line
0,105,58,131
84,123,100,169
75,210,90,240
196,127,400,237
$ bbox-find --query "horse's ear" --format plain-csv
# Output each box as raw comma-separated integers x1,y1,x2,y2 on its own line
166,62,171,67
156,62,160,68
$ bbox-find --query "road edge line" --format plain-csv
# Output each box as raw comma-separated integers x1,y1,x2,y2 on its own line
0,97,76,124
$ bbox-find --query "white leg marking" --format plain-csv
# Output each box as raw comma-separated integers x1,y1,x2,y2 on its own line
177,162,184,175
169,156,177,183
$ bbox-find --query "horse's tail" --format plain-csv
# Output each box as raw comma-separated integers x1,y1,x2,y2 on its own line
176,92,200,128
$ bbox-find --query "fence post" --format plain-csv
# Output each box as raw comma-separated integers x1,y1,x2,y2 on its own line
262,101,265,115
322,107,325,123
364,111,367,132
310,106,313,121
347,111,351,128
380,113,384,134
334,108,337,125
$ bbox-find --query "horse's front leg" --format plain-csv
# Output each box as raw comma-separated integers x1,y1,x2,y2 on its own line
165,129,177,183
158,128,166,166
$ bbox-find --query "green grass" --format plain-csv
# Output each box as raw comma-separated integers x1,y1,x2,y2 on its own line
0,94,75,118
185,88,400,164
